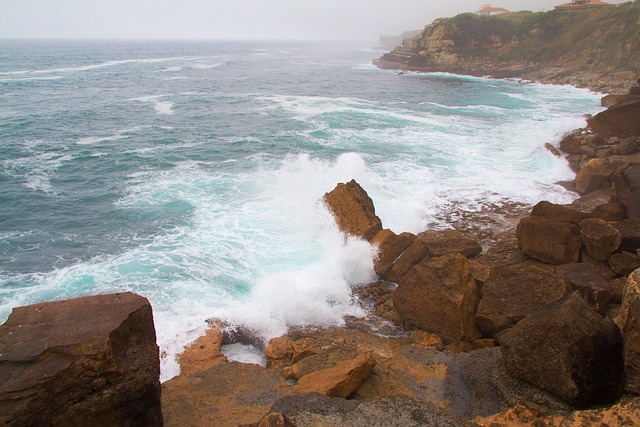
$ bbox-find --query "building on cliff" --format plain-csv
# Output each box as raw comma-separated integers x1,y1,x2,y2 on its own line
476,4,511,15
554,0,614,10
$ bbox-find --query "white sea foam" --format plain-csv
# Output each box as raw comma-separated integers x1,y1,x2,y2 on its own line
153,101,174,115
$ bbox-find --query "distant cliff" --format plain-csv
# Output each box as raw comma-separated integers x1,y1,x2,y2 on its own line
376,1,640,93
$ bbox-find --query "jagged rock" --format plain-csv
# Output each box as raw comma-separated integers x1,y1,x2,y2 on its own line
614,218,640,252
0,292,162,427
393,253,480,343
590,202,626,222
609,251,640,276
269,394,469,427
612,163,640,218
555,263,614,313
559,132,583,154
265,336,295,370
545,142,561,157
500,294,625,407
257,412,297,427
292,353,376,398
178,326,227,375
581,252,618,280
417,229,482,258
516,217,582,265
588,99,640,139
353,282,400,324
579,218,621,261
370,229,416,278
574,158,615,195
617,137,640,155
385,238,432,283
531,201,589,224
616,268,640,393
475,262,572,336
322,180,383,241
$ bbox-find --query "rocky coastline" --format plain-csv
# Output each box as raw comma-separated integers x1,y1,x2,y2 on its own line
1,82,640,425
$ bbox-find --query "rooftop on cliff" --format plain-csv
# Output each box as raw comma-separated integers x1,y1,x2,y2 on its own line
555,0,615,10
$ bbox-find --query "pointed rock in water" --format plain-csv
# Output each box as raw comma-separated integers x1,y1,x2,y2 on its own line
393,253,481,343
501,294,625,407
616,268,640,394
0,292,162,426
322,179,383,241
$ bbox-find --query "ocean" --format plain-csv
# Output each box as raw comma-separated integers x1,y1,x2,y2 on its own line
0,39,602,380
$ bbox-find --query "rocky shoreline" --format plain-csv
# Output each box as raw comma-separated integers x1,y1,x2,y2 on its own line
1,81,640,425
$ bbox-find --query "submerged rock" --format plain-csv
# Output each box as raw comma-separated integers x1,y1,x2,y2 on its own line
0,292,162,427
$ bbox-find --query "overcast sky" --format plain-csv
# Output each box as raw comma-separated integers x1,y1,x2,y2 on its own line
0,0,628,41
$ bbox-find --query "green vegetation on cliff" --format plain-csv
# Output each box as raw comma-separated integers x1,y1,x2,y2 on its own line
438,1,640,66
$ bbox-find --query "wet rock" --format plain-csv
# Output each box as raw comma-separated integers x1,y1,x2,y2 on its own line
612,163,640,219
353,282,401,325
579,218,621,262
616,268,640,393
559,131,583,154
292,353,376,398
501,294,625,407
178,325,227,375
265,337,295,370
370,229,416,278
393,254,481,343
531,201,590,224
385,238,432,283
555,263,614,313
417,229,482,258
322,180,383,241
257,412,297,427
574,158,615,195
0,292,162,427
475,262,572,336
588,99,640,139
545,142,561,157
516,217,582,265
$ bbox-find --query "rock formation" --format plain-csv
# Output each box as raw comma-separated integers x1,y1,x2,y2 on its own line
616,268,640,394
0,292,162,427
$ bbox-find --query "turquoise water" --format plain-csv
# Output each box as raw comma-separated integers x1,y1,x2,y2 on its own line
0,40,602,379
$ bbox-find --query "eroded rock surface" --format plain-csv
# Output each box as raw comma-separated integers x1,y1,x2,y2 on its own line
323,179,383,241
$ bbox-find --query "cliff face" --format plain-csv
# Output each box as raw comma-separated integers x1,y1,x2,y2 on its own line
376,2,640,93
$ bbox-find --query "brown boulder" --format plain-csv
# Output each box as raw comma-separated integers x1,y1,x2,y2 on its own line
258,412,297,427
475,262,572,336
612,163,640,219
609,251,640,276
501,294,625,407
516,217,582,265
322,179,383,241
292,353,376,398
531,201,589,224
0,292,162,427
178,325,227,375
579,218,621,262
555,263,614,313
575,158,615,195
614,218,640,252
587,99,640,139
393,253,480,343
370,229,416,278
558,131,583,154
590,202,626,222
417,229,482,258
616,268,640,393
385,238,432,283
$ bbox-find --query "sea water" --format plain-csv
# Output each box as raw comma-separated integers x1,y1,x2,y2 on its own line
0,40,603,380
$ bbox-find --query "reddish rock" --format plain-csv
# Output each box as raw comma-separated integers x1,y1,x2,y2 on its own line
612,163,640,219
475,262,572,336
575,158,615,195
555,263,614,313
178,326,227,375
531,201,589,224
385,238,432,283
501,294,625,408
616,268,640,393
581,251,618,280
292,353,376,398
393,253,480,343
558,132,583,154
370,229,416,278
258,412,297,427
353,282,400,325
265,336,295,370
588,99,640,139
579,218,621,262
417,229,482,258
516,217,582,265
0,293,162,427
322,180,383,241
609,251,640,276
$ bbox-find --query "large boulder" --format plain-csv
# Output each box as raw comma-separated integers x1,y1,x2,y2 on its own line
417,229,482,258
0,293,162,427
580,218,621,262
516,217,582,265
292,353,376,398
616,268,640,394
500,294,625,408
555,263,614,313
370,229,416,279
612,163,640,219
323,180,383,241
587,99,640,139
531,201,589,224
614,218,640,252
385,238,432,283
475,262,572,336
574,158,615,195
393,253,481,343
